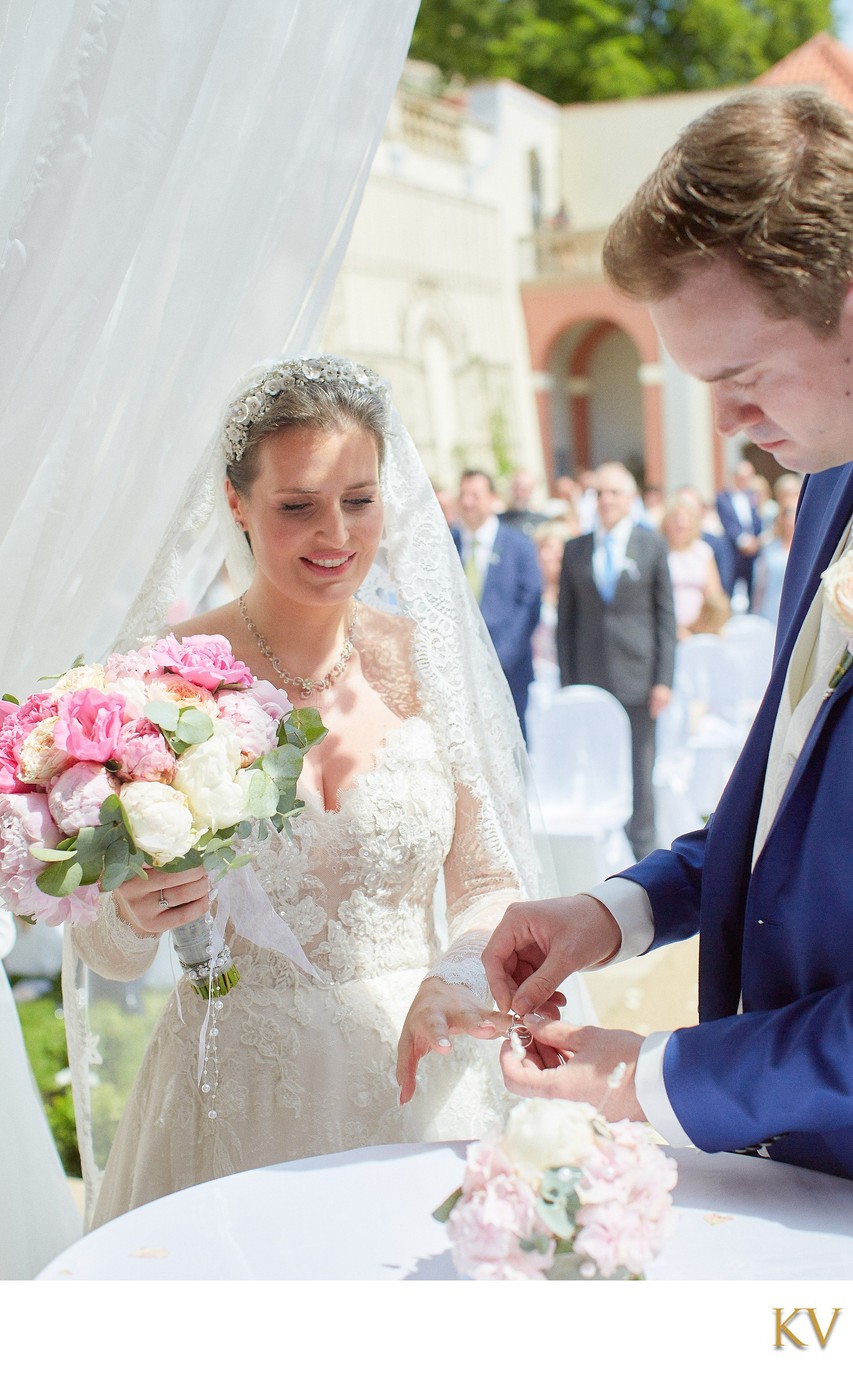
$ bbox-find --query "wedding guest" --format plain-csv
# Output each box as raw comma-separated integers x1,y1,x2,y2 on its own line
753,490,798,625
499,469,548,541
484,88,853,1182
531,518,577,685
451,469,542,739
661,493,729,637
716,458,763,609
68,358,590,1226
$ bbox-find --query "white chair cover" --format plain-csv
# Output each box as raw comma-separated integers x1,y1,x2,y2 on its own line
528,686,635,893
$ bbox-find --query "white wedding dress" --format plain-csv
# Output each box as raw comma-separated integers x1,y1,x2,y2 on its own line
73,608,592,1228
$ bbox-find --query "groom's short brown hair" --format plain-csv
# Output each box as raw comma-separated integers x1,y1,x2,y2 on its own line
603,88,853,335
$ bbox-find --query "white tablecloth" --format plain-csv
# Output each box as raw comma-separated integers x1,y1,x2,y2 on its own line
37,1142,853,1281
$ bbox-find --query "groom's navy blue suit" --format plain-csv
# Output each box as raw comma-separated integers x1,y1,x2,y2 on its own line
622,463,853,1178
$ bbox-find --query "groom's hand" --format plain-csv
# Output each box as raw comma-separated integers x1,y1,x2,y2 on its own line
482,895,621,1016
500,1018,644,1122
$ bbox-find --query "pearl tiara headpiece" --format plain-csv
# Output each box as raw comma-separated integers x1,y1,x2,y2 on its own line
221,356,390,468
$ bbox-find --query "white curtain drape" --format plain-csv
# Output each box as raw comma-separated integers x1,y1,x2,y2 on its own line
0,0,419,695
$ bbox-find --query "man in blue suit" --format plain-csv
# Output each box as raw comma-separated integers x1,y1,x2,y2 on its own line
483,87,853,1180
716,458,764,608
452,468,542,739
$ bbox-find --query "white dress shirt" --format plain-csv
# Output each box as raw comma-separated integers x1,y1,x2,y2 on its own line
586,516,853,1146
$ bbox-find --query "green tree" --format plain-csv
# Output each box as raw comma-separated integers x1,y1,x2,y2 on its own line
409,0,835,102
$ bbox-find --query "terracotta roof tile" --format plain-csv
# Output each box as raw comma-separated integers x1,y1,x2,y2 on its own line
755,31,853,109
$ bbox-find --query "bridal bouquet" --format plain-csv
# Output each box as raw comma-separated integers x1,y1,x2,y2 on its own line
0,634,325,988
434,1099,677,1281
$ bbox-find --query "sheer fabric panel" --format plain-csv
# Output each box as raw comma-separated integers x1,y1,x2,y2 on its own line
0,0,418,693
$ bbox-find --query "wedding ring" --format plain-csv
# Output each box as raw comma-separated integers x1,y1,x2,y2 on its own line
158,890,169,911
502,1014,533,1048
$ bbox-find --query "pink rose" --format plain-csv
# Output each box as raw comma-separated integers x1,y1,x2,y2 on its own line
150,634,254,691
114,718,176,784
215,690,280,765
47,763,118,835
146,674,217,714
0,792,100,926
53,689,127,763
447,1174,554,1281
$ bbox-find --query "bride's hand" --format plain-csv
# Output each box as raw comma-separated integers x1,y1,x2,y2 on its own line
114,867,211,938
395,977,514,1105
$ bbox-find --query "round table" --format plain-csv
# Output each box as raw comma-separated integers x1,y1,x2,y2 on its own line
37,1141,853,1281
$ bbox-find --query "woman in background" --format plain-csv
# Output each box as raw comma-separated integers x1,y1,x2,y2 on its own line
662,493,729,638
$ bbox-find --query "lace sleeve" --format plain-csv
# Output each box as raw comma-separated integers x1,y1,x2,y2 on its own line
426,781,520,1005
70,895,161,982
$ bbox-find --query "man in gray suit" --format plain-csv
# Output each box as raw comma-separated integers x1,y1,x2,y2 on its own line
557,461,676,860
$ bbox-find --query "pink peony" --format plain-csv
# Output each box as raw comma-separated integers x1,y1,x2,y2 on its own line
0,700,19,723
247,679,292,722
53,689,127,763
0,691,60,776
0,792,100,926
447,1174,555,1281
462,1135,515,1197
114,717,176,783
0,736,33,793
150,634,255,692
215,690,280,765
47,762,118,835
103,647,156,681
572,1124,677,1276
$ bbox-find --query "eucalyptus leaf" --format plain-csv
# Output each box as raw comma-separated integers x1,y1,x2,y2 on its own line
287,708,327,749
236,821,253,840
29,845,78,864
248,770,279,819
261,744,305,785
174,707,214,745
145,700,181,732
36,859,85,897
432,1188,463,1224
1,693,19,705
100,837,132,892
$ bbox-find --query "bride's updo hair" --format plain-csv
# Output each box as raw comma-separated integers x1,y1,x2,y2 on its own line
224,357,389,497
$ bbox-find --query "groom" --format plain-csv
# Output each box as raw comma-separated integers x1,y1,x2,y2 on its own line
483,86,853,1179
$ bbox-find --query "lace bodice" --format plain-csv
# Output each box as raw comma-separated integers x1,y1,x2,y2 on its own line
240,715,453,982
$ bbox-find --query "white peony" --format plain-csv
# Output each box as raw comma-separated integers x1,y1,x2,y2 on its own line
119,780,199,865
52,663,108,694
501,1098,598,1181
173,719,253,831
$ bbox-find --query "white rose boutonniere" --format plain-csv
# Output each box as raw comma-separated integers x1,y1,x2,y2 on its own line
821,549,853,692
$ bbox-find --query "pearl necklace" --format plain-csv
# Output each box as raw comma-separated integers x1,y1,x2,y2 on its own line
238,595,358,698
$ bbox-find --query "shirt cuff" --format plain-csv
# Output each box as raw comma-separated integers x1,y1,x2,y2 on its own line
583,876,655,964
635,1031,695,1148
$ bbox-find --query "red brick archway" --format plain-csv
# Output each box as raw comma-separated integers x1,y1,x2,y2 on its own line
522,282,665,488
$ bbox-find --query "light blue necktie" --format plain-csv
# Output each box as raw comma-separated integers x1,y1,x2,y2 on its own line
599,533,618,602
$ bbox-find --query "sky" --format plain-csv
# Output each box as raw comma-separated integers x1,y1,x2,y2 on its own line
834,0,853,45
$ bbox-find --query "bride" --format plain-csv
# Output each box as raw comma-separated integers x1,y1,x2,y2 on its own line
68,357,592,1227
